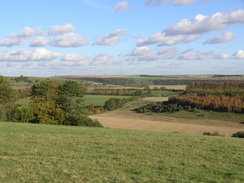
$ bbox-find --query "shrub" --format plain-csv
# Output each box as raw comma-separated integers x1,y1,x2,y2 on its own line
232,131,244,138
9,106,34,123
63,114,103,127
203,132,224,137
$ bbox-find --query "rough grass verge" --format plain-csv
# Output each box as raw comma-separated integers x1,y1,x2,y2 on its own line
0,122,243,183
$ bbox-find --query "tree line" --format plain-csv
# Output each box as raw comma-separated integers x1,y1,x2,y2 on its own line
153,79,243,85
69,77,135,86
186,81,244,91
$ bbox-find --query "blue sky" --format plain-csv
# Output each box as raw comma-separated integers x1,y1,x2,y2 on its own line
0,0,243,76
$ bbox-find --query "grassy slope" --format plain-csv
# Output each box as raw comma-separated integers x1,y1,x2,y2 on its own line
0,122,243,183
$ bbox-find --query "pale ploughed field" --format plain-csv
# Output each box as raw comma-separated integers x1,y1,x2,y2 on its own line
90,97,244,137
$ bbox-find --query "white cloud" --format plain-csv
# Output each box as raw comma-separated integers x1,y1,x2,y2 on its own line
94,29,126,46
48,24,76,35
0,34,28,47
136,54,162,61
0,49,31,61
178,50,214,60
204,32,233,44
131,46,151,56
128,47,177,61
173,0,195,5
178,50,244,60
0,48,61,62
137,32,198,46
31,48,61,61
215,53,232,59
53,33,89,47
30,36,52,47
157,47,177,58
114,1,130,12
18,26,45,37
60,53,90,65
91,53,121,65
145,0,196,6
165,9,244,35
233,50,244,59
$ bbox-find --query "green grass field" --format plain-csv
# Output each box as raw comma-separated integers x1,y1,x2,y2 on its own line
83,95,131,106
0,122,243,182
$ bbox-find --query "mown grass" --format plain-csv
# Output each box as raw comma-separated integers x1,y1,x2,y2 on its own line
0,122,243,182
83,95,131,106
155,109,244,123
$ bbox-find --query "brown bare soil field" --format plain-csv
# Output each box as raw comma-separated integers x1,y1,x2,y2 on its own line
90,110,244,137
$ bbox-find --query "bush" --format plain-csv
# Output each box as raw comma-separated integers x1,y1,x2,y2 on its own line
232,131,244,138
9,106,34,123
63,114,103,127
203,132,224,137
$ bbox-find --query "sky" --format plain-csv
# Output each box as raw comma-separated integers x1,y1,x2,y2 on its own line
0,0,243,76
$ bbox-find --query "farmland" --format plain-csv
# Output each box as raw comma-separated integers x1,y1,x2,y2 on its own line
0,122,243,182
12,75,244,135
1,74,244,182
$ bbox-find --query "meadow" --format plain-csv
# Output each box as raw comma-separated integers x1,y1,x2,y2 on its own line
79,95,130,106
0,122,243,182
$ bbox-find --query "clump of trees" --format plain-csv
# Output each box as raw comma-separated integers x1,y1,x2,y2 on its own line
104,97,139,111
168,93,244,113
171,82,244,113
136,81,244,114
13,75,32,83
0,76,102,127
28,80,102,126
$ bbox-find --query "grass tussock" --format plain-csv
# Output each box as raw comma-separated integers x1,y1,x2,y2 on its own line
0,122,244,182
